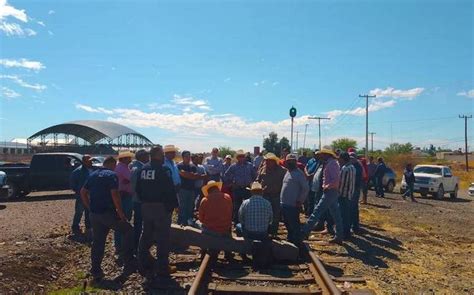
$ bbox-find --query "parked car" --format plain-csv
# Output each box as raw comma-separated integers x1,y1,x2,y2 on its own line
0,153,83,199
469,183,474,197
91,156,105,167
368,167,397,193
0,171,9,199
400,165,459,199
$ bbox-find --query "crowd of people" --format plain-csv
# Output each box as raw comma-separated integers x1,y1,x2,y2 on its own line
69,144,393,283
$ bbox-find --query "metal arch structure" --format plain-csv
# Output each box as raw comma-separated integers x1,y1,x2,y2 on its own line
27,120,153,151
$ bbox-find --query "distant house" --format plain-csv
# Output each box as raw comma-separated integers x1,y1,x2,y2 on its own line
0,141,33,155
436,151,473,162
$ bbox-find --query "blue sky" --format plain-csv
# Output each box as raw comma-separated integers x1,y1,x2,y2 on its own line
0,0,472,152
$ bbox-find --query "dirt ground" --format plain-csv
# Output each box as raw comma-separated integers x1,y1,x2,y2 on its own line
0,189,473,294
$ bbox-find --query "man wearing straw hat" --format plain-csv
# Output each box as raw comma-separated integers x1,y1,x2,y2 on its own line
114,150,135,255
256,152,286,236
237,181,273,241
224,150,257,223
302,149,344,244
163,145,181,188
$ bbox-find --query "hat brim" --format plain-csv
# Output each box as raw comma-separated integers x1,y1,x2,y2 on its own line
201,182,223,197
315,150,337,158
118,152,135,159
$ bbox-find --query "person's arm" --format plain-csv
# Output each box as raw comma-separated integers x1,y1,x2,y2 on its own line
198,199,206,223
298,172,309,205
224,165,234,184
238,202,244,225
80,187,90,210
268,204,273,225
70,169,78,193
250,164,257,181
111,188,126,221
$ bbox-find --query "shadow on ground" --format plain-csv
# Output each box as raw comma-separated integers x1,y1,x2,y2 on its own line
342,225,403,269
6,193,75,203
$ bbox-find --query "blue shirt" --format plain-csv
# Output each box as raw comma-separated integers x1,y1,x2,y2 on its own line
224,161,256,187
203,156,223,176
164,158,181,186
83,168,119,214
306,158,319,175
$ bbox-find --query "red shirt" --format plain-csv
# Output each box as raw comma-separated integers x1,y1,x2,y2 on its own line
199,192,233,234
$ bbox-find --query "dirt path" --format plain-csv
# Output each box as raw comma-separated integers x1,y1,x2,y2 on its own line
0,190,473,294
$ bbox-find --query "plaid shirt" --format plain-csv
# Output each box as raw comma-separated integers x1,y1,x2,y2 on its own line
224,161,256,187
238,195,273,233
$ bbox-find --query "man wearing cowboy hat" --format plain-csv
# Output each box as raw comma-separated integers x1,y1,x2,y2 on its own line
256,152,286,235
114,150,135,254
224,150,257,223
302,149,344,244
163,145,181,188
237,181,273,241
198,181,233,237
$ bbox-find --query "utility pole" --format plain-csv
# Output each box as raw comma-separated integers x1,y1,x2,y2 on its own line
309,116,331,150
303,124,309,150
369,132,376,152
296,131,299,152
459,115,472,171
359,94,376,160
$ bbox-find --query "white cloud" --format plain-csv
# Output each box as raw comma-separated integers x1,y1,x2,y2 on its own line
457,89,474,98
172,95,212,111
75,104,113,114
0,58,45,71
1,86,20,99
36,20,45,27
272,82,279,87
224,78,231,82
0,74,47,91
369,87,424,100
48,10,55,15
0,0,36,37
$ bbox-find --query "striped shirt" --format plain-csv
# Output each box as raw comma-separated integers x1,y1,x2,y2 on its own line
238,195,273,233
339,163,356,199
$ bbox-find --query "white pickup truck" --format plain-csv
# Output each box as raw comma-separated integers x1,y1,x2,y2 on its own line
401,165,459,199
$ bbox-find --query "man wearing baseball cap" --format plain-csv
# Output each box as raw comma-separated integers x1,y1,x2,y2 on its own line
177,150,199,226
280,153,308,248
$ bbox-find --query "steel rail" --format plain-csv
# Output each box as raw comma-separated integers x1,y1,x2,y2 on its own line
188,253,211,295
304,242,341,295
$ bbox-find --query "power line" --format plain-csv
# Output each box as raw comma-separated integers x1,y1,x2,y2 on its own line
459,114,472,171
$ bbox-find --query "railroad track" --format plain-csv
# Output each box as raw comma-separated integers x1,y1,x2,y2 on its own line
175,223,375,295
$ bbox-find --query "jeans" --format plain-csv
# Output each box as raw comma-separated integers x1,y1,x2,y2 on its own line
72,195,91,230
114,192,133,251
375,178,385,197
263,193,280,235
339,197,351,238
280,204,302,247
133,201,142,252
361,181,368,203
232,187,251,223
350,189,361,231
177,188,196,225
139,203,172,274
403,183,415,199
302,189,344,240
305,190,316,217
90,210,134,276
236,223,269,241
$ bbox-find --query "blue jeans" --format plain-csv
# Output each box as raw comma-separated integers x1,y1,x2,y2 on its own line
236,223,269,241
302,189,344,240
133,201,142,252
339,197,351,238
177,189,196,225
305,190,316,217
280,204,302,247
375,178,385,197
114,193,133,251
403,183,415,199
72,195,91,230
350,189,361,231
232,187,251,223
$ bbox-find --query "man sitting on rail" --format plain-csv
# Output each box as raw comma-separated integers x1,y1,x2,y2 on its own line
198,180,233,260
236,182,273,241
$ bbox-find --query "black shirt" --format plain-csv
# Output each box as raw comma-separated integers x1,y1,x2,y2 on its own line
177,162,197,191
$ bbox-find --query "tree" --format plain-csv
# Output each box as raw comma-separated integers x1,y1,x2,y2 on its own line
297,147,313,156
218,146,235,158
331,138,357,152
384,142,414,154
263,132,291,157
